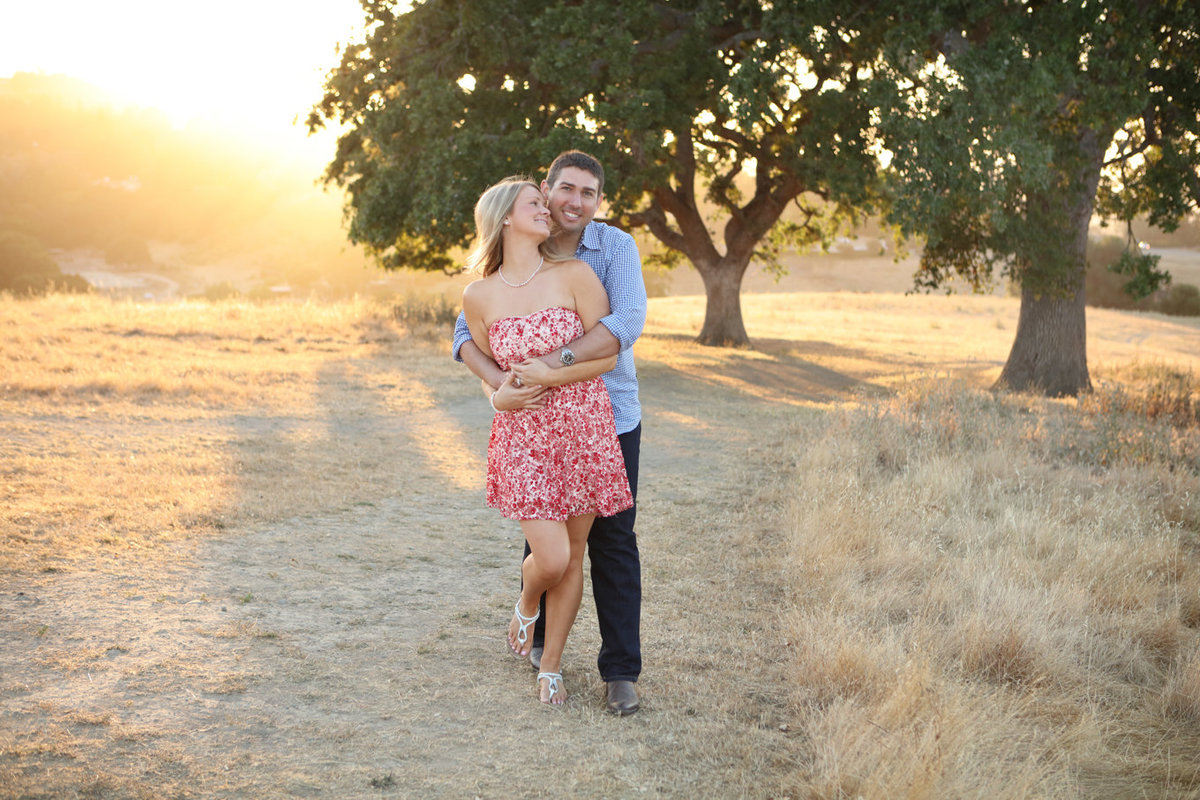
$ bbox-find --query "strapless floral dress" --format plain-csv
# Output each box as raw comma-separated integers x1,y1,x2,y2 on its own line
486,306,633,520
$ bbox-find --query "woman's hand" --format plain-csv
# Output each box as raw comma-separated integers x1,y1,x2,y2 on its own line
510,357,558,388
489,371,547,411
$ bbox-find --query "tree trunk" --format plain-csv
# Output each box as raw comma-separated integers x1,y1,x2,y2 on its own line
994,192,1094,397
696,259,750,347
994,284,1090,396
994,125,1106,398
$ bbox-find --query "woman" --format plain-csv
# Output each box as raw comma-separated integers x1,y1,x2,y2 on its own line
461,177,634,705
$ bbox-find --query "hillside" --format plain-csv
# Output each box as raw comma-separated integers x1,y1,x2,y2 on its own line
0,72,382,297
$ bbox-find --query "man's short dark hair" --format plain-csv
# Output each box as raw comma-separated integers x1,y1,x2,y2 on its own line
546,150,605,195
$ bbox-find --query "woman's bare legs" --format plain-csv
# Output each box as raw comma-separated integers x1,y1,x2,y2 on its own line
509,514,595,704
508,519,566,657
536,514,593,703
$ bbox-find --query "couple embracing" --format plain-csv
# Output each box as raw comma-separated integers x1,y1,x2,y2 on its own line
453,151,646,713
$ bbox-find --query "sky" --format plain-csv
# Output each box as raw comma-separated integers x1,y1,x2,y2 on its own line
0,0,373,165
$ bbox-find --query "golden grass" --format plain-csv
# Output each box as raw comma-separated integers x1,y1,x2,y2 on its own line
782,377,1200,798
2,288,1198,798
646,291,1200,393
0,293,455,573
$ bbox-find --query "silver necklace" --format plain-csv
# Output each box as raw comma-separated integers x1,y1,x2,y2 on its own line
497,256,544,288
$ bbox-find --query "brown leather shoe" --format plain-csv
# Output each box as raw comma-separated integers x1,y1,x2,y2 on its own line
606,680,639,716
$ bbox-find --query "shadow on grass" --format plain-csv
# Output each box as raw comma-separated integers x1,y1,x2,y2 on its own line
638,332,890,408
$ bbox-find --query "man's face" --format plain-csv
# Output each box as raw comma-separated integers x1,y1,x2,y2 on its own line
542,166,602,237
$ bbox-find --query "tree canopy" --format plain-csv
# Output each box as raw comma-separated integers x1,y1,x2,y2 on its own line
875,0,1199,395
310,0,888,345
311,0,1199,381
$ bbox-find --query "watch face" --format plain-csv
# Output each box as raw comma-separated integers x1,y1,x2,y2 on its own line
561,348,575,366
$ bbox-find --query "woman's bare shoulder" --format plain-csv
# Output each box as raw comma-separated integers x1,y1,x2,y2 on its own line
461,275,496,312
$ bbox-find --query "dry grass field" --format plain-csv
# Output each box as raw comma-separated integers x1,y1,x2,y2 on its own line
1,288,1198,798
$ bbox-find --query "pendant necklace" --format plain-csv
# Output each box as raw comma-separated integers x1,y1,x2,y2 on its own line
498,256,544,288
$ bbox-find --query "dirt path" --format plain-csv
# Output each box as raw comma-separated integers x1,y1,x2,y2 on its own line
2,323,819,799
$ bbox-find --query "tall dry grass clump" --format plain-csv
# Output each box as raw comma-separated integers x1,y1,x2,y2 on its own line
782,375,1200,798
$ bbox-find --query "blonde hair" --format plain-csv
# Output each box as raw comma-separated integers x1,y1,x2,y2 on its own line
466,176,568,276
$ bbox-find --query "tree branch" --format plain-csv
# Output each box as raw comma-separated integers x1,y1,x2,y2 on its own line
628,202,687,252
1103,106,1162,167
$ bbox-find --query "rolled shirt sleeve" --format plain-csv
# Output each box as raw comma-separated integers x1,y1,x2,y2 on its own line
595,233,647,354
577,222,645,433
452,310,471,362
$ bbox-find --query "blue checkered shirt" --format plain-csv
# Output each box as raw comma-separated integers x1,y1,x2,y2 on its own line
453,220,646,433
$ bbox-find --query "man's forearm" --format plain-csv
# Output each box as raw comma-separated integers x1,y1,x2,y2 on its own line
539,324,620,368
460,340,507,390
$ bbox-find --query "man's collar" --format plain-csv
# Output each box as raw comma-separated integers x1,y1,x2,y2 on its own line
578,220,601,252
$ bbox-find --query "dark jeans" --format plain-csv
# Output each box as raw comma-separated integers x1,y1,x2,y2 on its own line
528,424,642,682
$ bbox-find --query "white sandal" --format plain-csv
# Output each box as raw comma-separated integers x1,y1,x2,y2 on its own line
538,671,564,705
509,601,539,656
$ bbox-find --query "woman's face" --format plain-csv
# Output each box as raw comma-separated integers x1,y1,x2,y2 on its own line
505,185,551,241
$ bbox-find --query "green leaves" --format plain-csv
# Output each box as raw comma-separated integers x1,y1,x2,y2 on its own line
1109,250,1170,302
310,0,886,289
877,0,1199,300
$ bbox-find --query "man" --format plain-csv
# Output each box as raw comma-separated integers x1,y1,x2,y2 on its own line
452,150,646,715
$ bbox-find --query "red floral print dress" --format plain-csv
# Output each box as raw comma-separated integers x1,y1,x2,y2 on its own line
486,306,633,521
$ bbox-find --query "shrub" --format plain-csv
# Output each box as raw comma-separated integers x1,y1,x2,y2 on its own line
247,284,288,301
1085,235,1143,310
202,282,241,301
391,292,459,327
0,230,59,291
1086,362,1200,427
1079,363,1200,470
0,231,93,296
1085,233,1200,317
8,273,92,296
1156,283,1200,317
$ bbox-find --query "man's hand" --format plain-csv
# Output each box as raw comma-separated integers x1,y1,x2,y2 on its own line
488,371,547,412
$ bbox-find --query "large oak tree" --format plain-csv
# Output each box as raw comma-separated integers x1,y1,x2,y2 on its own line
876,0,1199,396
309,0,885,346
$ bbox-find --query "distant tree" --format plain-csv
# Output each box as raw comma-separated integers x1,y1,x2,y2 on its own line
0,230,89,295
309,0,887,346
0,230,58,290
876,0,1199,396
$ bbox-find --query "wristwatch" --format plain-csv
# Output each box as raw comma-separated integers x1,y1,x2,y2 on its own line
559,347,576,367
